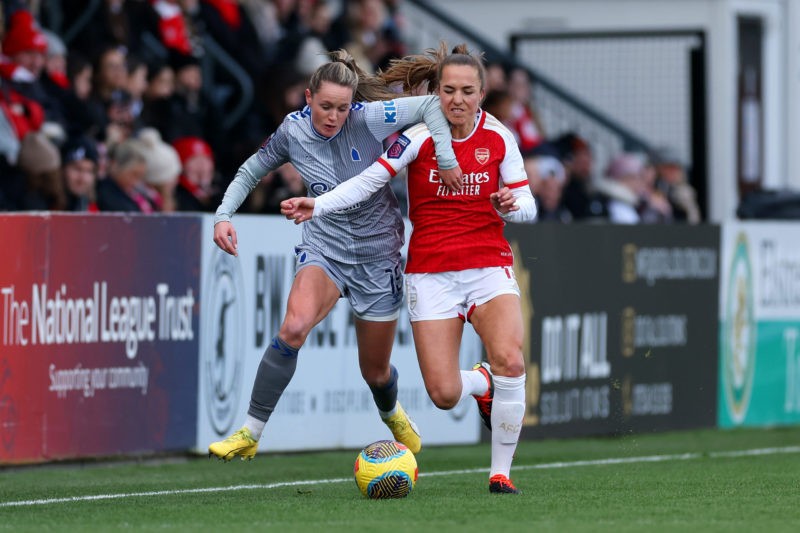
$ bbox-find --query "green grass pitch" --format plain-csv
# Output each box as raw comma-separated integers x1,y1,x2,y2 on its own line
2,426,800,532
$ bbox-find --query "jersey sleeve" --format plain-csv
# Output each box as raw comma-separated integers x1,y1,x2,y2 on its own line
493,120,538,223
363,96,457,170
214,123,290,224
313,124,427,217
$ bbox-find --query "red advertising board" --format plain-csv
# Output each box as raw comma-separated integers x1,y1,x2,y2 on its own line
0,214,200,463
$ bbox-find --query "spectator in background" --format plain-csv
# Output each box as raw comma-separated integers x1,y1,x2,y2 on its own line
172,136,220,211
639,156,673,223
2,10,68,142
41,29,68,88
66,54,94,102
651,145,701,224
139,60,175,132
16,129,64,210
103,89,138,146
96,137,158,212
481,89,514,127
329,0,405,73
484,60,507,92
258,66,309,134
139,127,182,212
1,78,47,209
88,45,130,140
556,131,604,220
161,52,223,150
59,135,100,212
507,67,545,152
126,55,149,121
523,146,571,223
595,152,646,224
61,52,97,137
91,45,129,104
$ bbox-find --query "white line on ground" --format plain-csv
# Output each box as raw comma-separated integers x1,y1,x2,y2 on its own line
2,445,799,508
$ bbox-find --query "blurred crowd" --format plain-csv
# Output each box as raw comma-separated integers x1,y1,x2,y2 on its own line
481,62,702,225
0,0,700,223
0,0,406,213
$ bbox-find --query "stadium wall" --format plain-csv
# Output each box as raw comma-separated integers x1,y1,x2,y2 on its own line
2,213,799,464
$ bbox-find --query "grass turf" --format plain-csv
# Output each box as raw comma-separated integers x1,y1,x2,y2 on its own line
1,426,799,532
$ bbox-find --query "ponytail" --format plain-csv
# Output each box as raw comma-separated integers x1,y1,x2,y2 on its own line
380,42,486,95
309,50,397,102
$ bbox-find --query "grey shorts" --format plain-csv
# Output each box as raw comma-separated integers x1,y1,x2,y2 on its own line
294,247,403,321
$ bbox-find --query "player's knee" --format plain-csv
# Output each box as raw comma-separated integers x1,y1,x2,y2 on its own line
278,317,311,347
489,350,526,377
426,385,460,410
360,362,391,388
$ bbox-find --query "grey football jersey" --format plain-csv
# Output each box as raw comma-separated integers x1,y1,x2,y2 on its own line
216,96,456,264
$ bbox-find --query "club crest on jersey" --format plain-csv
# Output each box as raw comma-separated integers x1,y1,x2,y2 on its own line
387,135,410,159
475,147,490,165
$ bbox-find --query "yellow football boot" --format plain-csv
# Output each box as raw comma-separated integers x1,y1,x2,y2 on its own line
383,402,422,454
208,427,258,461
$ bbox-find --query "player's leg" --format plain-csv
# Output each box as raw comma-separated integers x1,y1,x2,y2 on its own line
406,271,487,409
347,255,424,452
249,265,340,428
356,317,398,407
471,293,526,494
355,317,422,452
209,264,340,460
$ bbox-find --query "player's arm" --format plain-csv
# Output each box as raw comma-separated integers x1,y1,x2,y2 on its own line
365,96,462,190
490,127,538,223
282,127,424,223
281,162,392,223
213,126,289,254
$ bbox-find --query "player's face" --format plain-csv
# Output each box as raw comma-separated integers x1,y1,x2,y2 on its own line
306,82,354,138
438,64,484,138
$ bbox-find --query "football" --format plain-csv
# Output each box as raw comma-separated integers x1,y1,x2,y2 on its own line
353,440,418,499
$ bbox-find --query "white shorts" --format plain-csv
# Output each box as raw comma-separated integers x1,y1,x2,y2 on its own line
405,266,520,322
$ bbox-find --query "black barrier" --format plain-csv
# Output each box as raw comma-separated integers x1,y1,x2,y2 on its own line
505,224,720,439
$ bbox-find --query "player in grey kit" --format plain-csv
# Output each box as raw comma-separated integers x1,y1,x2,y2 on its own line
208,51,463,460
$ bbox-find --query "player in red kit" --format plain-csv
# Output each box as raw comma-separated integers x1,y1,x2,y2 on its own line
282,44,536,494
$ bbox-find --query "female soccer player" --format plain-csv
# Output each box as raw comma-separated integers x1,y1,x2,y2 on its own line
208,51,463,461
281,44,536,493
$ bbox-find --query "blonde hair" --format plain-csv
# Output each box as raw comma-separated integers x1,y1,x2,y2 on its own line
380,42,486,95
309,50,397,102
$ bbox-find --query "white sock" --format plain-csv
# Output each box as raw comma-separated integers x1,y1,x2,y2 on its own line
459,367,489,402
379,405,398,420
244,415,266,441
490,374,525,478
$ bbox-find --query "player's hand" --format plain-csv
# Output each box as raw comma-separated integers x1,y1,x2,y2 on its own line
213,221,238,256
280,197,316,224
490,187,519,214
438,165,463,191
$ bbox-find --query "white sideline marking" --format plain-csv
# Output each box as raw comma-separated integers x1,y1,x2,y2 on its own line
2,445,799,508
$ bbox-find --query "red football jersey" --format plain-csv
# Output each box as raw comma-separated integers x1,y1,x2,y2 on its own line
378,111,529,273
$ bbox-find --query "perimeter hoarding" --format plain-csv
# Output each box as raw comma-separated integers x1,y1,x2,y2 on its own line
505,224,720,439
0,213,200,464
196,214,481,453
719,222,800,427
